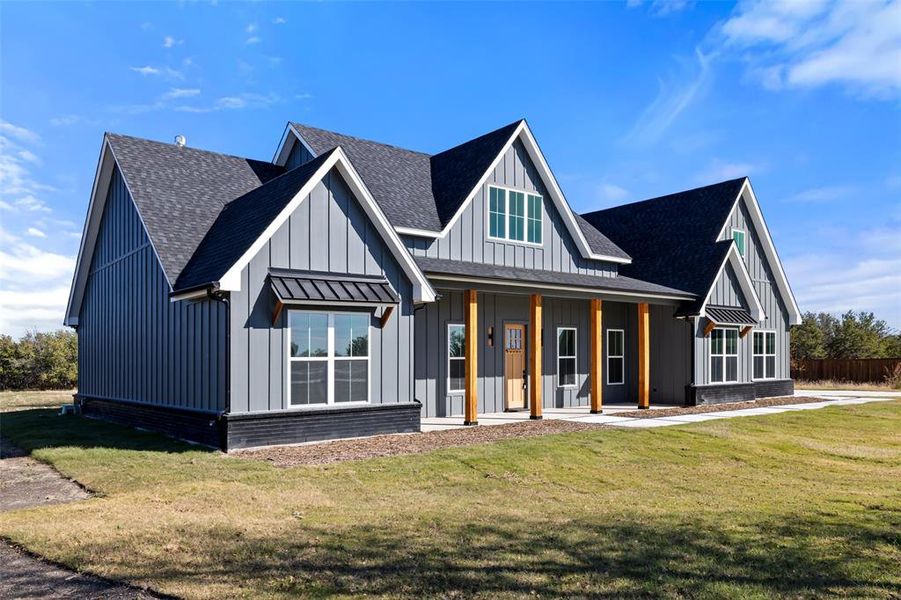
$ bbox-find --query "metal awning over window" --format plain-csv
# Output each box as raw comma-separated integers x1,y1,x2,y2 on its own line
269,269,400,307
705,305,757,326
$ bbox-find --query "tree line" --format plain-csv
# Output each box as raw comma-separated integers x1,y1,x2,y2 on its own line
0,330,77,391
791,311,901,360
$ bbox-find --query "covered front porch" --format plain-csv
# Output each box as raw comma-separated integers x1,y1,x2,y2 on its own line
413,273,695,424
421,403,674,432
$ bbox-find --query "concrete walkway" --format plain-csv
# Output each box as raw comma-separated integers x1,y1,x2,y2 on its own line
420,395,895,432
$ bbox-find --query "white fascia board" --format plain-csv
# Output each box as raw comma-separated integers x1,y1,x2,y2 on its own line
217,148,436,303
65,136,173,325
718,179,802,325
699,244,766,323
273,124,319,167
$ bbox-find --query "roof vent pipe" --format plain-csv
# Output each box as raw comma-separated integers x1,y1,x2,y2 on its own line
174,134,186,147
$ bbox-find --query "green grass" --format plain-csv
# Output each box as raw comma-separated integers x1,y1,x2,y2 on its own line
0,389,75,412
1,402,899,599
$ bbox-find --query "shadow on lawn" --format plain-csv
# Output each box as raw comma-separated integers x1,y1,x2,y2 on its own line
92,513,899,598
0,409,208,455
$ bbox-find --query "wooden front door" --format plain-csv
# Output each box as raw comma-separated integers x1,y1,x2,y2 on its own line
504,324,526,410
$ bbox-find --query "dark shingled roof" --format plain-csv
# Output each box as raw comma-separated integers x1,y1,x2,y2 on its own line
291,121,628,260
415,257,694,299
107,133,284,286
580,178,746,300
174,150,337,291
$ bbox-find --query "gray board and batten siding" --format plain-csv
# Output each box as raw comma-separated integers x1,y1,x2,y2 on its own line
401,140,619,277
227,166,416,414
77,166,227,414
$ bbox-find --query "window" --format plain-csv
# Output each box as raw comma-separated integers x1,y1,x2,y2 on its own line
753,331,777,380
557,328,577,388
607,329,624,385
731,228,746,257
509,191,525,241
710,328,739,383
488,187,506,239
288,311,370,406
527,194,542,244
448,324,465,393
487,186,542,245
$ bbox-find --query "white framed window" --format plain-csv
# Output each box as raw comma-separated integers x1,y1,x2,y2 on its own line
557,327,577,388
753,330,777,380
731,228,746,257
487,185,542,246
710,327,739,383
607,329,624,385
447,323,466,394
288,310,370,406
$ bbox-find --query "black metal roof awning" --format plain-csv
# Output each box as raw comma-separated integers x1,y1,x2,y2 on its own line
269,269,400,306
705,305,757,326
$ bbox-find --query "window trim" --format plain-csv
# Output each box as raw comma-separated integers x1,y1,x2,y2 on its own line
709,326,740,384
606,328,625,385
286,310,371,408
731,227,746,257
556,326,578,389
447,322,466,395
486,184,543,248
752,329,777,381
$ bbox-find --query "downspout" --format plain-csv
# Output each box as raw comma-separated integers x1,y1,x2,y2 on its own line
208,288,230,449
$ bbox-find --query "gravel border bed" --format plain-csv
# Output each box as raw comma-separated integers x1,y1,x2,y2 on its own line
614,396,829,419
236,419,601,467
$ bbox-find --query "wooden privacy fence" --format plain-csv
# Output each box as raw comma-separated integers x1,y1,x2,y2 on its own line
792,358,901,383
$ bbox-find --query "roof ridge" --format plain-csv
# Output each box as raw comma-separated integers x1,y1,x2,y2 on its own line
581,177,747,218
106,131,275,165
430,119,524,159
290,123,431,157
221,148,338,209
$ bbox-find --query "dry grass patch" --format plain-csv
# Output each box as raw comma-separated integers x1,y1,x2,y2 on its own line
796,380,901,393
0,389,74,412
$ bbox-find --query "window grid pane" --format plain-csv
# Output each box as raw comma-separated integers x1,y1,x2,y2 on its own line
527,194,542,244
489,187,506,239
508,191,525,241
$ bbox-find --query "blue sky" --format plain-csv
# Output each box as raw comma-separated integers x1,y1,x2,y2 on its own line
1,0,899,336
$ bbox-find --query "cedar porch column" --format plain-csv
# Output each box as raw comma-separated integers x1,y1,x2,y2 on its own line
590,298,603,413
637,302,650,409
529,294,543,420
464,289,479,425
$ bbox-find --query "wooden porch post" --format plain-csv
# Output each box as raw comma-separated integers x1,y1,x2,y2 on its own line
590,298,603,413
637,302,650,409
464,289,479,425
529,294,543,420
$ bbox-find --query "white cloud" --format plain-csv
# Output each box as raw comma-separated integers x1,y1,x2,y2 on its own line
0,286,72,338
130,65,183,80
273,17,286,24
246,36,261,45
246,23,258,33
597,183,629,203
162,35,183,48
26,227,46,238
17,149,41,165
49,114,99,127
295,92,314,100
695,159,757,183
115,88,202,114
783,185,855,203
719,0,901,99
175,92,280,113
0,120,40,144
625,48,714,145
161,87,201,100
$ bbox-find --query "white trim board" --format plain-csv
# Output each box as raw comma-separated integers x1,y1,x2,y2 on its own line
719,179,801,325
217,147,436,303
698,244,766,324
275,120,632,265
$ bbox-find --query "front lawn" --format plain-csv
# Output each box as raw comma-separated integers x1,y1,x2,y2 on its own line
1,402,899,599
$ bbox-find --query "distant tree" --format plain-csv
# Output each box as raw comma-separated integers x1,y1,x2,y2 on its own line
827,311,892,359
0,329,77,390
791,312,828,360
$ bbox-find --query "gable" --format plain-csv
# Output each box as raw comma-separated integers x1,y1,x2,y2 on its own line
707,262,748,309
402,140,619,276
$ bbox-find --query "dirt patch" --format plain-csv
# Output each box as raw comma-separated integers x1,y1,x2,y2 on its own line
615,396,829,419
0,542,163,599
237,418,601,467
0,450,90,513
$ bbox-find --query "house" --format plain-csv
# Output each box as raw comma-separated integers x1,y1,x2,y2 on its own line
65,120,801,450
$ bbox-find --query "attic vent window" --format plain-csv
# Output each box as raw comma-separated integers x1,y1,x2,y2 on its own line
487,185,542,245
731,228,746,257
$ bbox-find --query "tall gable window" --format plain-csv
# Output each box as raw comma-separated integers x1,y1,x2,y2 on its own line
487,186,542,245
731,228,746,257
710,327,739,383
